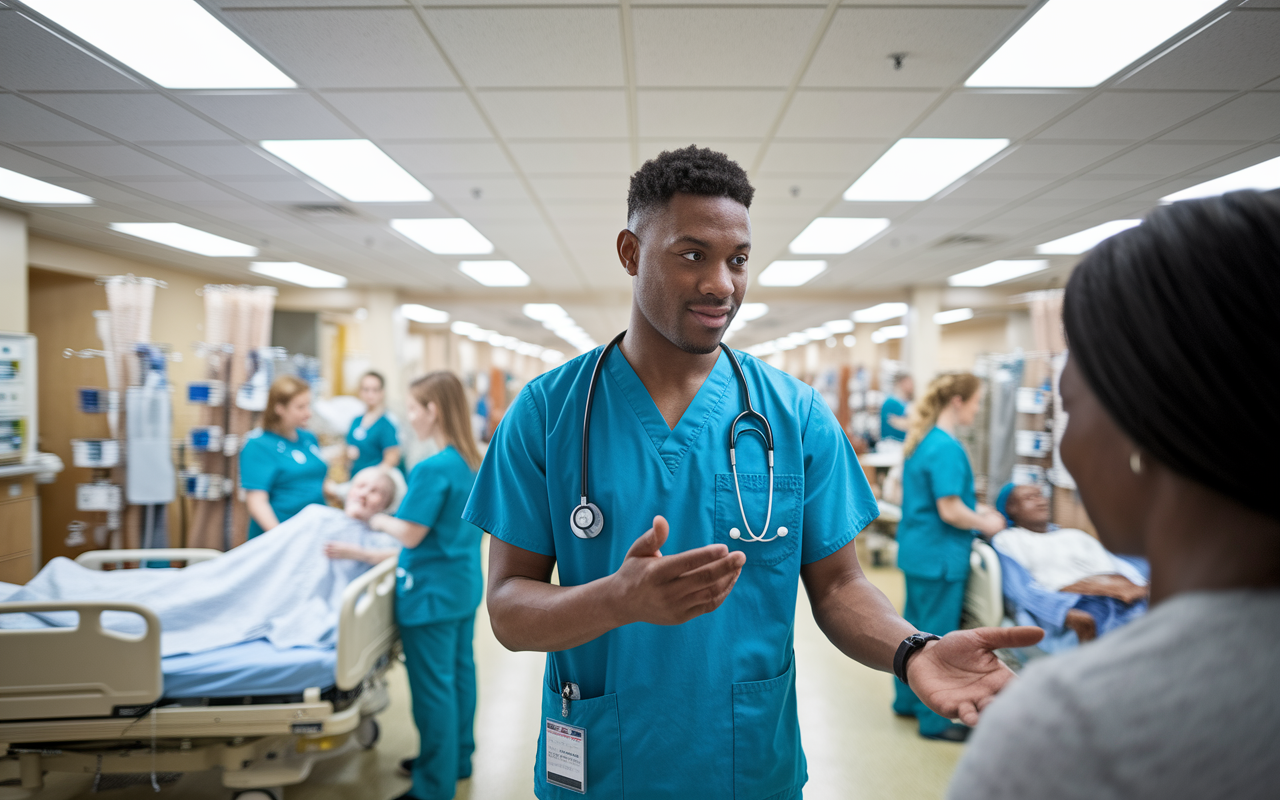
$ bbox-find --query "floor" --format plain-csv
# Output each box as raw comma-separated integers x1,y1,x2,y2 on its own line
37,542,962,800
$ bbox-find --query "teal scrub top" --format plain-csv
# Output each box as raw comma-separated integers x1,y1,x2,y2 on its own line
880,396,907,442
463,346,878,800
347,413,399,476
395,445,482,627
239,428,328,539
897,426,976,581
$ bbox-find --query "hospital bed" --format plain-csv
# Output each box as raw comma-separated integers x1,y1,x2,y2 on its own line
0,548,399,799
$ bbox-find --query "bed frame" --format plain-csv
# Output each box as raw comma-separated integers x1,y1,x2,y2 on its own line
0,549,400,799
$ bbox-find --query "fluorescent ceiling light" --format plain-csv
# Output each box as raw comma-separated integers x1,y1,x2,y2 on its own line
249,261,346,288
949,259,1049,287
459,260,530,287
757,260,827,287
523,303,568,322
851,302,907,323
872,325,908,344
823,319,855,334
262,140,431,203
966,0,1222,89
843,335,856,347
1037,220,1142,254
450,321,478,336
0,166,93,204
1161,155,1280,203
934,308,975,325
392,218,492,255
25,0,294,89
843,139,1009,202
541,350,565,364
803,327,829,340
400,304,449,324
111,222,258,257
737,303,769,322
788,217,890,254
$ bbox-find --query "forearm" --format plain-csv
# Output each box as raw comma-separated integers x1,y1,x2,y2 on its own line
1060,574,1147,602
359,547,399,565
380,447,401,468
488,573,626,652
804,558,915,673
370,513,427,548
246,492,279,531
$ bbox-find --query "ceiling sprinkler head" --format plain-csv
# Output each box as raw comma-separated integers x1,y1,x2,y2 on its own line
890,53,907,70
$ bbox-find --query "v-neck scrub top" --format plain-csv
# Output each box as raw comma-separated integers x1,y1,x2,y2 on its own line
347,413,399,476
239,428,328,539
463,346,878,800
897,426,977,581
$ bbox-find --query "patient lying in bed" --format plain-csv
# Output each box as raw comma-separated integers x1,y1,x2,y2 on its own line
992,484,1148,650
0,468,401,658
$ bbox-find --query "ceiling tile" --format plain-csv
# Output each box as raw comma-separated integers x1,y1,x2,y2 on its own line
1160,92,1280,141
178,92,357,140
911,91,1086,139
222,8,457,89
1034,178,1158,203
982,143,1129,177
776,90,939,139
480,90,628,139
751,175,854,205
26,93,235,142
1038,91,1234,141
528,176,630,202
1087,143,1243,177
632,8,824,88
424,8,623,88
218,177,338,204
381,141,514,175
114,179,248,205
141,144,293,178
1119,11,1280,91
426,177,534,205
21,144,185,178
638,90,785,138
757,141,884,175
639,140,763,170
508,141,631,174
323,90,490,140
0,9,141,91
939,176,1057,203
0,94,106,143
804,7,1023,89
0,146,83,181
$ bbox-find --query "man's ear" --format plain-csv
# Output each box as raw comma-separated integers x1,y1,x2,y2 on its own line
617,229,640,277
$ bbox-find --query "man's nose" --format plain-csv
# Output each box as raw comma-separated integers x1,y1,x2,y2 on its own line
701,261,735,298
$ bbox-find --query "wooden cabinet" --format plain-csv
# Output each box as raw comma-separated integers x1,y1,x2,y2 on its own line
0,474,37,583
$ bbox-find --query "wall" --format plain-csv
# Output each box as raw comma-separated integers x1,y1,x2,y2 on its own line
0,209,26,333
937,316,1011,372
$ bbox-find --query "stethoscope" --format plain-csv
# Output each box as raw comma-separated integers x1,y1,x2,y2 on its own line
569,331,787,544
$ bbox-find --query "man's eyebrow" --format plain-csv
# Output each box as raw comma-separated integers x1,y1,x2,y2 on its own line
672,235,751,251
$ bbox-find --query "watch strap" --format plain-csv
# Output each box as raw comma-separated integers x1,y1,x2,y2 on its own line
893,633,941,687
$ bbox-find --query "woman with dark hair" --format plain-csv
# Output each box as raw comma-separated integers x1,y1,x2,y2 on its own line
949,190,1280,799
345,370,401,477
239,374,330,539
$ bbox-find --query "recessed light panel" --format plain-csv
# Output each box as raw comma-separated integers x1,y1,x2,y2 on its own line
250,262,347,288
25,0,294,89
459,260,530,287
948,259,1049,287
934,308,975,325
400,304,449,324
788,218,890,254
111,222,258,257
1037,220,1142,254
851,302,907,323
757,260,827,287
967,0,1223,88
0,166,93,205
392,219,494,255
843,139,1009,202
1161,155,1280,203
872,325,908,343
263,140,432,203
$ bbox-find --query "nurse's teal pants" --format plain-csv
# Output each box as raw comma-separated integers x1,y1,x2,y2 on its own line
400,614,477,800
893,576,967,736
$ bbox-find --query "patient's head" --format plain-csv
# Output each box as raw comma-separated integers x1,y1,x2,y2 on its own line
1006,485,1051,533
345,468,395,521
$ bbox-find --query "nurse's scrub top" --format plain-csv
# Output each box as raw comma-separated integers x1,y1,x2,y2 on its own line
897,426,977,581
880,395,907,441
463,346,878,800
346,413,399,476
239,428,328,539
394,445,482,627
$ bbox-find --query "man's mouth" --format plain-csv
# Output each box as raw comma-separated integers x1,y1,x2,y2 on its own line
689,306,732,329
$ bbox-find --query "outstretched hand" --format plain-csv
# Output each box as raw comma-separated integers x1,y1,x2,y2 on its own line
609,515,747,627
906,626,1044,726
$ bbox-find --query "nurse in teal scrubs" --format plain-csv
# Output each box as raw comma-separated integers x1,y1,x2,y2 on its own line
464,147,1039,799
893,373,1009,741
879,374,913,443
240,374,330,540
346,371,401,477
361,371,483,800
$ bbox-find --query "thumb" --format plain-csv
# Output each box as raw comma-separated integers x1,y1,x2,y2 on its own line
974,625,1044,650
627,515,668,558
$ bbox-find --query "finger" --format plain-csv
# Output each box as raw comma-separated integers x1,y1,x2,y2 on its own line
649,543,732,580
973,625,1044,649
956,700,980,727
673,557,745,601
626,517,668,559
671,550,745,589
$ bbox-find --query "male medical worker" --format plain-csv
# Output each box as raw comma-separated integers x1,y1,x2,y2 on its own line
463,146,1041,799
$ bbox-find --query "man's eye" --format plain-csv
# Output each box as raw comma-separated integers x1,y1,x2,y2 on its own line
681,252,703,261
731,255,748,267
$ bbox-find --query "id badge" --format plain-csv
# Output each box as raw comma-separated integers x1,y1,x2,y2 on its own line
545,718,586,793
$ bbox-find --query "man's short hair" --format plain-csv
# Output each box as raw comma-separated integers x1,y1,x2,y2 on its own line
627,145,754,229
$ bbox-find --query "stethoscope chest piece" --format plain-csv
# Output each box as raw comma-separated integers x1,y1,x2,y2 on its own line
569,501,604,539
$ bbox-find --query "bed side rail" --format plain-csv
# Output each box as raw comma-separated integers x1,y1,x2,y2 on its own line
0,602,162,721
75,548,224,570
962,540,1004,629
335,556,398,692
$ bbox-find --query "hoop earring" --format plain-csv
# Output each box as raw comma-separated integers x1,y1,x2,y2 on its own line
1129,451,1142,475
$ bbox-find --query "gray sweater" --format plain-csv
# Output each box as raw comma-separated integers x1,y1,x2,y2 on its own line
948,589,1280,800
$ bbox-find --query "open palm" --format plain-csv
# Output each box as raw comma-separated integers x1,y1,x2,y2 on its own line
907,627,1044,725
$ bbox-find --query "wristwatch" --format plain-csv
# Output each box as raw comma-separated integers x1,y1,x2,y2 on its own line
894,632,940,687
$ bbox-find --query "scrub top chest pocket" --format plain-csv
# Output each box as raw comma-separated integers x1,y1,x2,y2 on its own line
714,473,803,566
